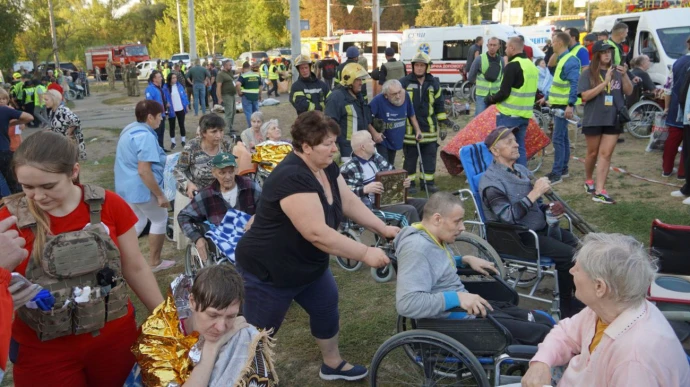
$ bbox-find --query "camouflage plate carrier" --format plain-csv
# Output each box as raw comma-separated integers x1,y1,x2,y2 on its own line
5,185,129,341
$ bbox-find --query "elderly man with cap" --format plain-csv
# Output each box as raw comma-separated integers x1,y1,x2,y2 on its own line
478,126,581,318
290,55,329,115
378,47,406,85
177,152,261,262
336,46,368,101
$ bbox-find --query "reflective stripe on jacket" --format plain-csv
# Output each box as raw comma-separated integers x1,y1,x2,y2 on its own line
475,53,503,97
496,57,538,119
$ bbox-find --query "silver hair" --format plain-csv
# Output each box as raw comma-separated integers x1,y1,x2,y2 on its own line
250,111,264,122
260,119,279,138
574,233,658,306
350,130,372,149
382,79,402,95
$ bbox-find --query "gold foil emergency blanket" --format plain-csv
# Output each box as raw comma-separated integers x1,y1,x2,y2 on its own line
131,291,199,386
251,141,293,172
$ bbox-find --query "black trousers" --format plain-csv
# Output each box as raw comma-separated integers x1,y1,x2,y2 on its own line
375,144,397,165
23,103,36,128
155,118,166,148
682,126,690,196
168,110,186,140
488,301,553,346
403,142,438,185
268,79,279,96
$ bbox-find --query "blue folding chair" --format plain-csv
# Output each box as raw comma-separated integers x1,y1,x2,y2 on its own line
459,141,562,319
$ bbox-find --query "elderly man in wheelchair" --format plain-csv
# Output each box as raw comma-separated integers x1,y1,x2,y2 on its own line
177,152,261,263
478,127,582,318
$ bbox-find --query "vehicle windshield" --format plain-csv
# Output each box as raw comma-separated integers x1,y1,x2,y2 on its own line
125,45,149,56
657,27,690,59
172,54,189,61
279,49,290,55
252,52,267,58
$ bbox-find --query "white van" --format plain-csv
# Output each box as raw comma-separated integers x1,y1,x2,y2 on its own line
170,53,191,66
401,24,545,86
592,8,690,85
517,25,555,48
339,32,402,71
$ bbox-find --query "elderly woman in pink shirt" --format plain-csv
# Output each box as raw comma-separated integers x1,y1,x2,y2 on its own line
522,233,690,387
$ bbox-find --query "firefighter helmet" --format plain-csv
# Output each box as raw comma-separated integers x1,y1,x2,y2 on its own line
411,52,432,73
294,55,312,67
340,63,370,87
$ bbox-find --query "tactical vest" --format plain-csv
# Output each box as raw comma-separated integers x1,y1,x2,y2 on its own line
5,185,129,342
475,53,503,97
382,60,405,81
496,57,538,119
550,51,580,106
240,71,261,95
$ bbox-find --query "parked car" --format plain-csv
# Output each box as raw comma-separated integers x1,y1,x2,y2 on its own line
267,48,291,61
171,52,191,66
136,60,158,81
238,51,268,66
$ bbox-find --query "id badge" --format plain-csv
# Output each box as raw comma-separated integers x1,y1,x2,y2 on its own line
604,95,613,106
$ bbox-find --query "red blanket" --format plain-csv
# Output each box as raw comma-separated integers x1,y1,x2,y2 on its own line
441,105,551,176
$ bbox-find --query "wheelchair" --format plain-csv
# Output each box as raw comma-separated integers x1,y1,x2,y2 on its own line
369,263,554,386
626,92,664,139
458,142,576,320
183,222,232,277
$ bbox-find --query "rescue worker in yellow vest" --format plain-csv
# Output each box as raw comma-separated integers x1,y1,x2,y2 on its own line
22,80,36,127
468,36,503,117
259,58,270,92
378,47,406,85
267,59,280,97
485,37,538,167
10,73,24,110
336,46,368,102
399,52,448,194
540,32,581,183
325,63,372,161
34,77,50,127
290,55,329,115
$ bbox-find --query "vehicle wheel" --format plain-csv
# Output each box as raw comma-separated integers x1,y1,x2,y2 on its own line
369,330,490,387
626,100,662,139
335,229,363,272
371,263,394,283
184,244,206,277
448,232,505,279
66,89,77,101
527,148,545,174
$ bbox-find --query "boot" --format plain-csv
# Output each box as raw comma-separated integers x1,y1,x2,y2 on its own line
421,181,439,194
408,181,418,195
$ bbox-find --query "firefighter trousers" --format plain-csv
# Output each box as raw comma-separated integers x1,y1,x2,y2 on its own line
403,141,438,185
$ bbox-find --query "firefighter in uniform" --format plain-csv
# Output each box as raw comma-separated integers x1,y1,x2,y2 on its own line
485,37,538,167
325,63,372,161
129,63,140,97
335,46,368,101
290,55,329,115
106,60,116,90
378,47,406,85
399,52,447,194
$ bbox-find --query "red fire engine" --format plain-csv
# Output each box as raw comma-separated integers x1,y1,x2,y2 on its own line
85,43,150,79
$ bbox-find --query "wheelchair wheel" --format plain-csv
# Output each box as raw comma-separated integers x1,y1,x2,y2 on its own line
505,263,539,289
184,243,206,277
335,229,363,272
396,315,418,333
626,100,662,139
369,329,490,387
371,263,395,283
527,148,545,174
533,110,549,133
449,232,505,279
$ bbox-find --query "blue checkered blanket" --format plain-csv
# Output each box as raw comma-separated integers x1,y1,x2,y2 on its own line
204,209,251,264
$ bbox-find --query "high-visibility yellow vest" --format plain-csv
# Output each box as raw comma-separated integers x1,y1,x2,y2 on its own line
240,71,261,95
23,87,35,104
606,39,623,66
35,85,47,107
260,64,268,79
475,53,503,97
268,65,279,80
496,57,538,119
162,68,170,80
549,51,580,106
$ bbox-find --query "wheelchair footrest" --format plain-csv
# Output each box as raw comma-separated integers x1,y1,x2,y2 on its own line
504,344,538,359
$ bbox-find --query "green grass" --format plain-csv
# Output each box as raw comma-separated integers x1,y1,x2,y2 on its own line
101,96,133,105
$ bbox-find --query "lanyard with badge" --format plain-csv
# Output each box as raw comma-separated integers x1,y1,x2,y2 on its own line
601,72,613,107
412,223,457,268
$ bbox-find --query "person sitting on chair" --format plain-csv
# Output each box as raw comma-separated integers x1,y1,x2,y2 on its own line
340,131,426,225
394,192,553,346
133,264,278,386
177,152,261,262
478,127,581,318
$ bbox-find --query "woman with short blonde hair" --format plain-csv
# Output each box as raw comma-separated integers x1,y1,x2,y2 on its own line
43,89,86,160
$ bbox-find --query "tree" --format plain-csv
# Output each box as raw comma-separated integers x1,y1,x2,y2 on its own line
592,0,625,20
415,0,455,26
0,0,21,69
517,0,545,26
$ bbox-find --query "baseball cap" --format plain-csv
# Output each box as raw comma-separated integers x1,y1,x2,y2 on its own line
211,153,237,168
385,47,395,56
484,126,519,149
592,40,614,53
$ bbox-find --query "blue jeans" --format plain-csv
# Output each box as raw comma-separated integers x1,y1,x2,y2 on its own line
192,83,206,115
496,114,529,166
474,96,488,117
241,96,260,127
551,115,570,176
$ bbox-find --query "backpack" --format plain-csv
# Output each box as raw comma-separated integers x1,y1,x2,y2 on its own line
322,59,338,79
5,185,129,341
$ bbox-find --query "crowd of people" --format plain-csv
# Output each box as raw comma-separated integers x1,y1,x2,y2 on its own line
0,23,688,386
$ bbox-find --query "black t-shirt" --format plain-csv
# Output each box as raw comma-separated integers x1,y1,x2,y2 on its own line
0,106,23,152
235,152,343,288
319,59,339,79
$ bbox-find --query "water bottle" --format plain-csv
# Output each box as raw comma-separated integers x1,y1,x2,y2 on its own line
553,108,580,126
545,206,562,241
465,102,471,115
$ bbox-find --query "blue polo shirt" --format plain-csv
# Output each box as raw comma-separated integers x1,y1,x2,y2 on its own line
369,93,415,151
114,121,166,204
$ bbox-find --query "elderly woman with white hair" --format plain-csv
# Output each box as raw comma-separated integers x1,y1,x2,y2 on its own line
522,233,690,387
43,89,86,159
239,111,265,152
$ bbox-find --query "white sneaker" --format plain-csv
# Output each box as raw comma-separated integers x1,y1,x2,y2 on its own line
684,196,690,205
671,190,687,198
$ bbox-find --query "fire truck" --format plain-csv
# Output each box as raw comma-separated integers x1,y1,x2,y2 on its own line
85,44,150,80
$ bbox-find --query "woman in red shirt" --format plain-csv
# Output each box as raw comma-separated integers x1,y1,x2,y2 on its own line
0,131,164,386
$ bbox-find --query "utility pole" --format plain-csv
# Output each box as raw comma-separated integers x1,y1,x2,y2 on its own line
188,0,198,60
467,0,471,25
586,0,591,31
546,0,550,18
559,0,562,16
289,0,300,80
507,0,512,25
372,0,380,96
48,0,60,66
176,0,184,53
327,0,332,37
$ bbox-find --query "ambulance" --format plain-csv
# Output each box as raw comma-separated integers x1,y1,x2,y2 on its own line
401,24,545,86
339,31,402,71
593,7,690,85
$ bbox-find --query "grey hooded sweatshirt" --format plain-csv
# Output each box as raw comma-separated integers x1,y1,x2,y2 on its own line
394,225,467,320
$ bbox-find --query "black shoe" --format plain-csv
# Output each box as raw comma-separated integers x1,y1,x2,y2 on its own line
275,94,280,97
420,183,439,194
562,168,570,178
181,141,186,147
170,143,176,150
545,172,563,185
163,148,171,153
408,182,418,195
617,138,625,143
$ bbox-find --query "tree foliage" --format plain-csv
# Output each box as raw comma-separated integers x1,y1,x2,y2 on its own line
0,0,22,69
